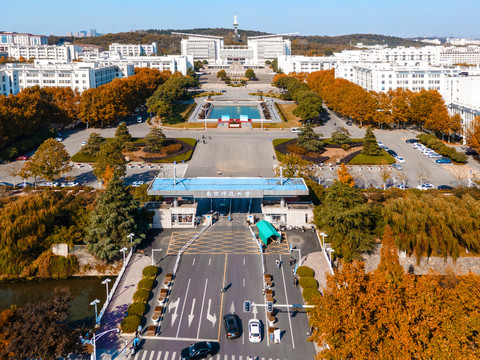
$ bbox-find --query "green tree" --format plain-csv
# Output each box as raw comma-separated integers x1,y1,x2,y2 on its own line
193,60,204,71
114,122,132,145
147,99,172,119
274,154,314,178
361,126,382,156
245,69,256,80
82,132,103,156
86,174,146,260
331,129,352,145
144,128,166,152
92,141,126,183
21,138,72,184
293,97,323,120
297,123,324,152
216,70,226,79
4,292,85,360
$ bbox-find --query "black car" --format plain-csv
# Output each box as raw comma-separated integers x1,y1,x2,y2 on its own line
437,185,453,191
465,148,478,156
223,314,241,339
405,139,419,143
181,342,214,359
387,149,398,157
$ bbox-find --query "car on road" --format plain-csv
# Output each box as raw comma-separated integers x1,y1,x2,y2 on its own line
391,163,403,170
16,182,33,188
0,182,12,187
223,314,241,339
180,341,215,360
137,116,142,123
38,181,59,187
465,148,478,156
437,185,453,191
55,137,63,142
81,141,87,146
61,181,79,187
436,157,452,164
396,183,409,190
16,155,29,161
417,183,435,190
405,139,419,143
377,141,384,147
395,156,405,163
387,149,398,157
248,319,262,343
290,127,302,133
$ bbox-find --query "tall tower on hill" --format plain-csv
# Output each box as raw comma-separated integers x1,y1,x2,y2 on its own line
233,15,239,40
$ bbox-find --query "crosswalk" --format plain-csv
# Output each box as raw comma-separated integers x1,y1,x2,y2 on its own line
133,350,288,360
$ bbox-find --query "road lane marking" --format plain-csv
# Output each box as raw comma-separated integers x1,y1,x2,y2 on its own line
209,258,212,265
206,299,217,326
218,254,228,340
169,298,180,326
170,352,176,360
280,255,295,349
148,352,154,360
243,278,245,287
196,278,208,338
164,352,169,360
156,352,162,360
176,278,191,337
243,257,245,265
192,258,196,265
141,352,147,360
230,301,235,314
188,298,196,327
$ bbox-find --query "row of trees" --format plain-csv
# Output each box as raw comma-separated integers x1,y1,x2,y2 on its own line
306,70,462,137
309,227,480,359
273,75,323,121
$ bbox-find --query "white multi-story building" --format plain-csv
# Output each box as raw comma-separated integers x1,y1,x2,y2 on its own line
247,34,291,62
447,38,480,46
109,42,157,56
439,46,480,65
7,44,80,61
0,60,133,95
277,55,337,74
0,32,48,46
0,69,17,96
176,33,224,63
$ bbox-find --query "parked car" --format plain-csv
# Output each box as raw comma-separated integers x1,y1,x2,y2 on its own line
290,127,302,133
16,182,33,188
395,156,405,163
131,181,144,187
61,181,79,187
387,149,398,157
248,319,262,343
55,137,63,142
137,116,142,123
38,181,59,187
405,139,419,143
428,153,442,158
437,185,453,191
218,203,228,216
0,182,13,187
346,122,353,126
417,183,435,190
377,141,384,147
436,157,452,164
180,342,215,360
223,314,241,339
392,163,403,171
16,155,29,161
465,148,478,156
396,183,409,190
81,141,87,146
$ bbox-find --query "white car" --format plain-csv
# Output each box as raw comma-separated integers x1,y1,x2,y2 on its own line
81,141,87,146
417,183,435,190
428,153,442,158
248,319,262,343
55,137,63,142
131,181,144,187
290,127,302,133
377,141,384,147
137,116,142,123
396,184,409,190
395,156,405,164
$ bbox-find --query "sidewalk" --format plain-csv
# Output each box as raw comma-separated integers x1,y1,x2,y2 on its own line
96,252,152,360
301,251,332,294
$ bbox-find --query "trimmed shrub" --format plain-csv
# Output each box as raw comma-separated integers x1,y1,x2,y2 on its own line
138,278,155,291
296,266,315,277
142,265,158,278
133,289,150,303
128,302,146,317
302,288,322,303
163,143,182,155
299,276,319,289
286,143,308,155
120,314,142,333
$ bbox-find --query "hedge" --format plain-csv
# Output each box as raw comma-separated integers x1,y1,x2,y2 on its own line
299,276,319,289
142,265,158,278
133,289,150,303
296,266,315,277
120,314,142,333
302,288,322,303
417,134,467,163
138,278,155,291
127,302,146,317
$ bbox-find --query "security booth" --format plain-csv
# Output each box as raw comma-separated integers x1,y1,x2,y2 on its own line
256,220,281,245
146,177,313,229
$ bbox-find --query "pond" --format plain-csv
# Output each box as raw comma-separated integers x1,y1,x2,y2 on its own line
209,106,260,120
0,276,116,328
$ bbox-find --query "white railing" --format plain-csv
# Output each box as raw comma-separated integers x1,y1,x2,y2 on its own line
97,247,135,325
315,230,334,275
173,224,210,275
249,225,266,275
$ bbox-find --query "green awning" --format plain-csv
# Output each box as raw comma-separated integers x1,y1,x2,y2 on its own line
257,220,280,246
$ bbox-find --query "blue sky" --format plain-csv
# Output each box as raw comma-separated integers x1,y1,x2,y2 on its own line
2,0,479,38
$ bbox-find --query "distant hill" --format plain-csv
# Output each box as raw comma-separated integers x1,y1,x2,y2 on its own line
48,30,423,56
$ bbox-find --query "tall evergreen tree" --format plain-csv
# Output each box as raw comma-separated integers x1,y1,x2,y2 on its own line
114,122,132,145
92,141,126,182
86,174,145,260
82,132,103,156
296,123,324,152
361,126,382,156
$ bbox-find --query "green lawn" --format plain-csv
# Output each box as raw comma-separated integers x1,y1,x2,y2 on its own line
272,138,293,159
153,138,197,163
322,138,364,145
349,151,396,165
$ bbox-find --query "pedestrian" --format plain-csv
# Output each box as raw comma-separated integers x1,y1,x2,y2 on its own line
275,258,280,269
295,278,298,288
292,278,296,287
289,257,293,266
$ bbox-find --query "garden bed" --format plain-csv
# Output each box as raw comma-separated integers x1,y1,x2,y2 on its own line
348,151,396,165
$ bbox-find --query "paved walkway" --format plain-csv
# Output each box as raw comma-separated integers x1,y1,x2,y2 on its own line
96,252,152,360
301,251,332,294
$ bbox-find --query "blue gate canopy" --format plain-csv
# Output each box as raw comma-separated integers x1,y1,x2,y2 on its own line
256,220,280,246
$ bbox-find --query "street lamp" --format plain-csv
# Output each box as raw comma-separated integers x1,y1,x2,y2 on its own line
127,233,134,248
90,299,100,324
120,247,128,266
319,232,328,248
101,278,111,301
89,328,120,360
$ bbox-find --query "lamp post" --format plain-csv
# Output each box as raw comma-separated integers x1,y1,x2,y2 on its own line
120,247,128,267
101,278,111,301
127,233,134,248
319,232,328,248
90,299,100,324
90,328,120,360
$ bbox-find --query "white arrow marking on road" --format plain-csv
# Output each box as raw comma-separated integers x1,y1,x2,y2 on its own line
188,298,196,327
169,298,180,326
229,301,235,314
206,299,217,327
252,304,258,319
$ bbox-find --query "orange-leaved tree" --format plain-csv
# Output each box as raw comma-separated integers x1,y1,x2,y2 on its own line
337,163,355,187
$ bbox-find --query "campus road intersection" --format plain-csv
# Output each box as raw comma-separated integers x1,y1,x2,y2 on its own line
136,223,316,360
